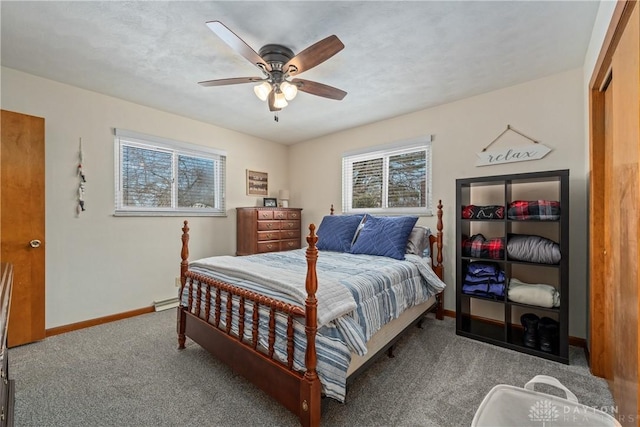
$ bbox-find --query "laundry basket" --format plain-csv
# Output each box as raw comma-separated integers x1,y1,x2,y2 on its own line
471,375,620,427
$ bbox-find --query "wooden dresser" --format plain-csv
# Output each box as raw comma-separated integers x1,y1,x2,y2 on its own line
236,207,302,256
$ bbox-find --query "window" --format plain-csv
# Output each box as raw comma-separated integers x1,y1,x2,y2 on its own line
342,137,432,215
114,129,226,216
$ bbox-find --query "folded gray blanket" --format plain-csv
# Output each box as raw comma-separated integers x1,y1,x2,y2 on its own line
508,278,560,308
507,234,561,264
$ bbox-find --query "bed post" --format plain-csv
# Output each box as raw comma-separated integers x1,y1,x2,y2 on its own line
300,224,321,427
435,200,444,320
178,220,189,349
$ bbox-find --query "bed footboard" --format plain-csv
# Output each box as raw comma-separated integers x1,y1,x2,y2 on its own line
177,221,322,427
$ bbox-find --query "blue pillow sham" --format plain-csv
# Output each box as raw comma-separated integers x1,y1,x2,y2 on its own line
316,214,364,252
350,214,418,260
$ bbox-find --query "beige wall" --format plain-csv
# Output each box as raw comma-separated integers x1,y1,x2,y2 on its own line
290,68,589,338
1,67,288,329
1,65,592,339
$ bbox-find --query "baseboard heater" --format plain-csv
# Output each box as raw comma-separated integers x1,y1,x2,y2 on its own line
153,297,180,312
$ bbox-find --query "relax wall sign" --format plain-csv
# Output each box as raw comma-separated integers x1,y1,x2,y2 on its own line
476,144,552,166
476,125,552,167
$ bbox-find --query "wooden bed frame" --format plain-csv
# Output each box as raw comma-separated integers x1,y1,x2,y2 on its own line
177,201,444,427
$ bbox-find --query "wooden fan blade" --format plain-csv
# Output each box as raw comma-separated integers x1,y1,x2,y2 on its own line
206,21,270,72
268,91,281,112
283,35,344,75
291,78,347,100
198,77,264,87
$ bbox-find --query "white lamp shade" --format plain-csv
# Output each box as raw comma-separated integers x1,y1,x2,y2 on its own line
280,81,298,101
278,190,290,200
253,82,272,101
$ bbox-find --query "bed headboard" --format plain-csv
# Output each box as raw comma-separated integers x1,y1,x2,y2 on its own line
327,201,444,281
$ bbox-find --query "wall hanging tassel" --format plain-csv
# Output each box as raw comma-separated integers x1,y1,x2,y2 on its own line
77,138,86,215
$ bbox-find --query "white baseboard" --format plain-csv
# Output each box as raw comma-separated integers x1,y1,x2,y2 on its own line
153,297,179,312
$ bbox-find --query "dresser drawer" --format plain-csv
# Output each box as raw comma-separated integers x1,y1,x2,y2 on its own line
281,220,300,230
257,230,280,241
257,220,280,231
273,210,288,220
280,239,301,251
280,229,300,240
287,211,301,220
257,241,280,253
257,210,274,220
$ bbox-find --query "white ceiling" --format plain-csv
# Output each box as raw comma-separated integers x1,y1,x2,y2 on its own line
1,1,600,145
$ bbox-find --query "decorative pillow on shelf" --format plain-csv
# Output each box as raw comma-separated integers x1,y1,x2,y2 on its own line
350,214,419,260
405,226,431,256
316,214,364,252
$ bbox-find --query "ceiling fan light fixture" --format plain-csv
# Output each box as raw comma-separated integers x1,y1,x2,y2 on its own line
273,90,288,109
253,81,272,101
280,81,298,101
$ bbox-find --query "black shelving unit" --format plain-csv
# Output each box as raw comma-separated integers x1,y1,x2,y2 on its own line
456,170,569,364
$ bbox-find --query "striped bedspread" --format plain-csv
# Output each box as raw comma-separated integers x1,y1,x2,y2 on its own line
182,249,445,401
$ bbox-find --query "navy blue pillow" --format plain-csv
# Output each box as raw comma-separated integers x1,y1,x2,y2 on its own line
350,214,419,260
316,215,364,252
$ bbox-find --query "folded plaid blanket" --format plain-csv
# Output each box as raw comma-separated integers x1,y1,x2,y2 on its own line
462,234,504,260
507,200,560,220
462,205,505,220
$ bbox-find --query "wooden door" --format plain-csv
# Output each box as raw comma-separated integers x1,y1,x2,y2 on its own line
589,1,639,423
610,3,639,416
1,110,46,347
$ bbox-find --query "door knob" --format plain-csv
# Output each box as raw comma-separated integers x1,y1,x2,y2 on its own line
29,240,41,248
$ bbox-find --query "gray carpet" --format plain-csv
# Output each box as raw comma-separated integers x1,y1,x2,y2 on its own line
9,309,613,426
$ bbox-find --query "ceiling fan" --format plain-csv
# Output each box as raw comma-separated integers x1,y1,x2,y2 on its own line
199,21,347,113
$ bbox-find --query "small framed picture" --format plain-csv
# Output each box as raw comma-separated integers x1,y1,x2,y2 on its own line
263,198,277,207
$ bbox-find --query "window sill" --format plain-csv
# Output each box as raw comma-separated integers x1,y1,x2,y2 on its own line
113,210,227,217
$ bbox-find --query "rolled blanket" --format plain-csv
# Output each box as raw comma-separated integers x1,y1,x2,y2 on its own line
507,234,561,264
462,234,505,260
508,278,560,308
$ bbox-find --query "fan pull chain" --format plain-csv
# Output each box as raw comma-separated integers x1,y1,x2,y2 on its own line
274,113,279,122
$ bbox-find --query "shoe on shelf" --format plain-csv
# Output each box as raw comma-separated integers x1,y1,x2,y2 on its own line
538,317,559,353
520,313,539,349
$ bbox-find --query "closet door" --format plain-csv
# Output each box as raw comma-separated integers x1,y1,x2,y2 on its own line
589,1,639,423
609,2,639,416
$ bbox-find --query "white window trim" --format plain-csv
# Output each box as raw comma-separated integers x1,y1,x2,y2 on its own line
342,136,433,216
114,129,227,217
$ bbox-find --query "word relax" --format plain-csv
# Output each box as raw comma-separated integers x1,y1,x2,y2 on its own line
476,144,551,166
